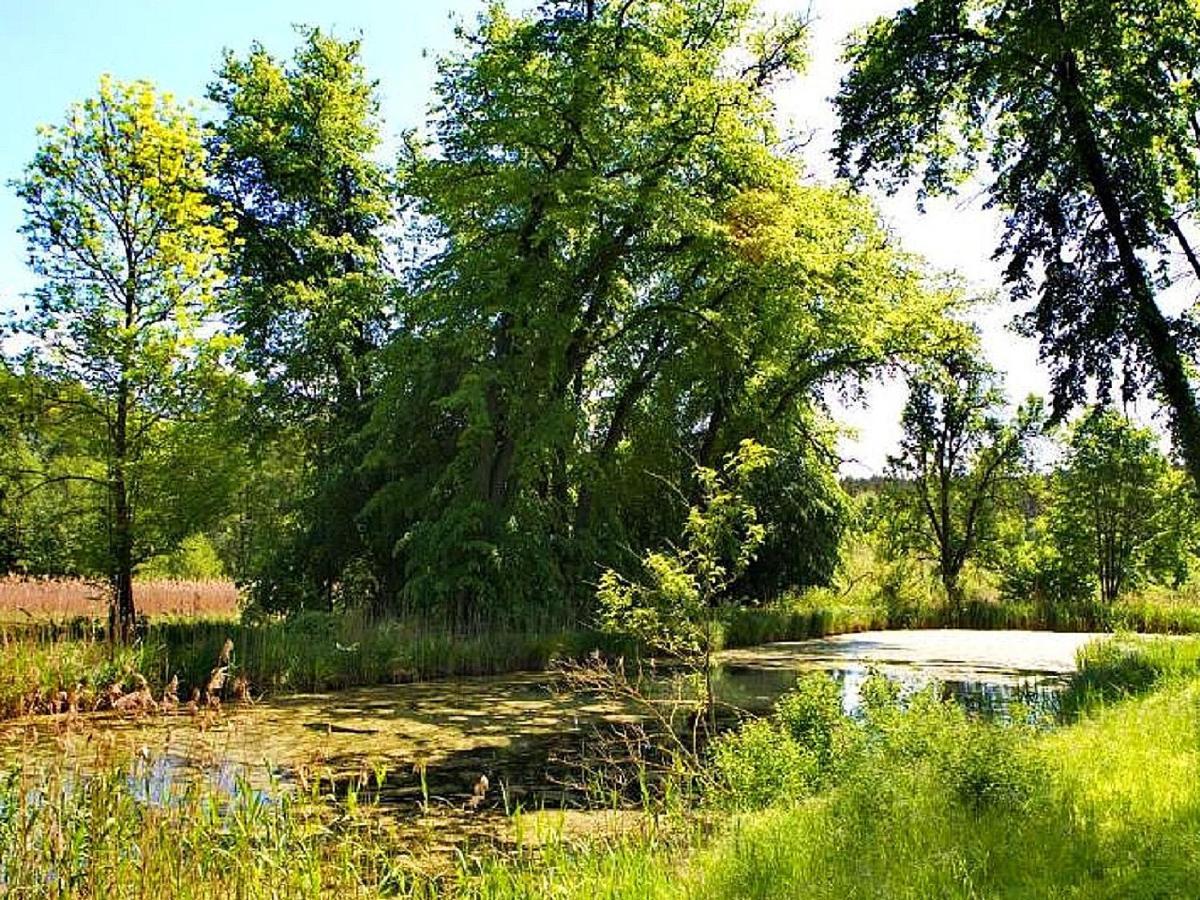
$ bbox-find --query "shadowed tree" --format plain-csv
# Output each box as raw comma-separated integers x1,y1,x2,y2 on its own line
207,28,394,609
835,0,1200,486
208,26,392,435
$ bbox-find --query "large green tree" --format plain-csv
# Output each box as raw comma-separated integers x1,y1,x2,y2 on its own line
13,77,239,638
208,26,392,432
834,0,1200,486
207,28,395,610
351,0,963,625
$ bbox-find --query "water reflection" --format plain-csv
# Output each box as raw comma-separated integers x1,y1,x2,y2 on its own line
712,629,1099,720
713,663,1068,720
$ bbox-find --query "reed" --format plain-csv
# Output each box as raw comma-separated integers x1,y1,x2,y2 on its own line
0,575,239,622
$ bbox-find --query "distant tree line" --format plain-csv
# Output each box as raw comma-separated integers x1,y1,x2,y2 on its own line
878,355,1196,615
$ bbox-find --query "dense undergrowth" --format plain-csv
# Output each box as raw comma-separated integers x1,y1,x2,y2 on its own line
4,574,1200,722
3,636,1200,897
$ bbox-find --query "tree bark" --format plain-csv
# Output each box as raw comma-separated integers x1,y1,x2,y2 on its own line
111,249,139,642
110,374,136,642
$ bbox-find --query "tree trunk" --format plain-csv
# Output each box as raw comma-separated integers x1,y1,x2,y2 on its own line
110,378,137,642
112,248,138,643
941,564,964,621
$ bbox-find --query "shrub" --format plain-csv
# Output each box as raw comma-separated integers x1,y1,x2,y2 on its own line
938,721,1045,811
774,673,846,777
710,719,818,810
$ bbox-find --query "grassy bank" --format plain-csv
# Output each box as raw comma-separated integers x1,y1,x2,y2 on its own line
4,636,1200,897
0,612,646,718
471,637,1200,899
5,581,1200,721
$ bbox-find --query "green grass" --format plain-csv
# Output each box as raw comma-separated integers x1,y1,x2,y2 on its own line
0,764,427,899
6,637,1200,897
469,640,1200,899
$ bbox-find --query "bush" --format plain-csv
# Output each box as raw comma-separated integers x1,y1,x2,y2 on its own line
939,721,1045,811
858,676,1046,812
710,718,818,810
713,669,1048,818
774,673,847,777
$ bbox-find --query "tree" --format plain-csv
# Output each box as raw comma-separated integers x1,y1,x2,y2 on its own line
13,77,238,639
208,26,392,434
883,353,1043,610
1051,408,1177,605
207,28,394,611
597,440,773,728
0,365,108,577
350,0,963,625
834,0,1200,486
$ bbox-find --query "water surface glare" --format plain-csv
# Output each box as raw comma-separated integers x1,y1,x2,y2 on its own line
716,629,1100,716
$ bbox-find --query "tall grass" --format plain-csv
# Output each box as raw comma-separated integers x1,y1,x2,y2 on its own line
1060,633,1200,716
0,762,429,899
721,581,1200,647
148,612,639,694
467,640,1200,899
0,630,157,718
0,611,642,720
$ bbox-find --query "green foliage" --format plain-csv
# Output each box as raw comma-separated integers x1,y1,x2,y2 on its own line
710,669,1045,816
835,0,1200,482
139,534,227,581
208,28,394,612
1051,407,1188,605
882,351,1043,609
710,718,818,810
349,0,961,624
209,26,391,429
773,673,848,777
1063,634,1200,715
10,76,242,634
0,612,641,717
598,441,772,663
733,442,850,600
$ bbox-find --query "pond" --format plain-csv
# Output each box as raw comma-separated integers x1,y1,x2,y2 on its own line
716,628,1099,718
0,628,1102,835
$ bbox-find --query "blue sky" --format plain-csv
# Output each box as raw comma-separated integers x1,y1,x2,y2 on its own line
0,0,1064,472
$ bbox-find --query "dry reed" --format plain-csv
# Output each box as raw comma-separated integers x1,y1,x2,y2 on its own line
0,575,238,621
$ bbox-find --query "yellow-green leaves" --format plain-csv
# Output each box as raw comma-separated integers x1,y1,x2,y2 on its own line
20,76,229,326
13,77,243,615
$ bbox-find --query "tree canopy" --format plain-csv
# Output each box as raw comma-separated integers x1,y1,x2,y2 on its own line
835,0,1200,485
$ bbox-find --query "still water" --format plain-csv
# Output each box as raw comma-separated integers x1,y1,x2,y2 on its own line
1,629,1102,816
716,629,1099,717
